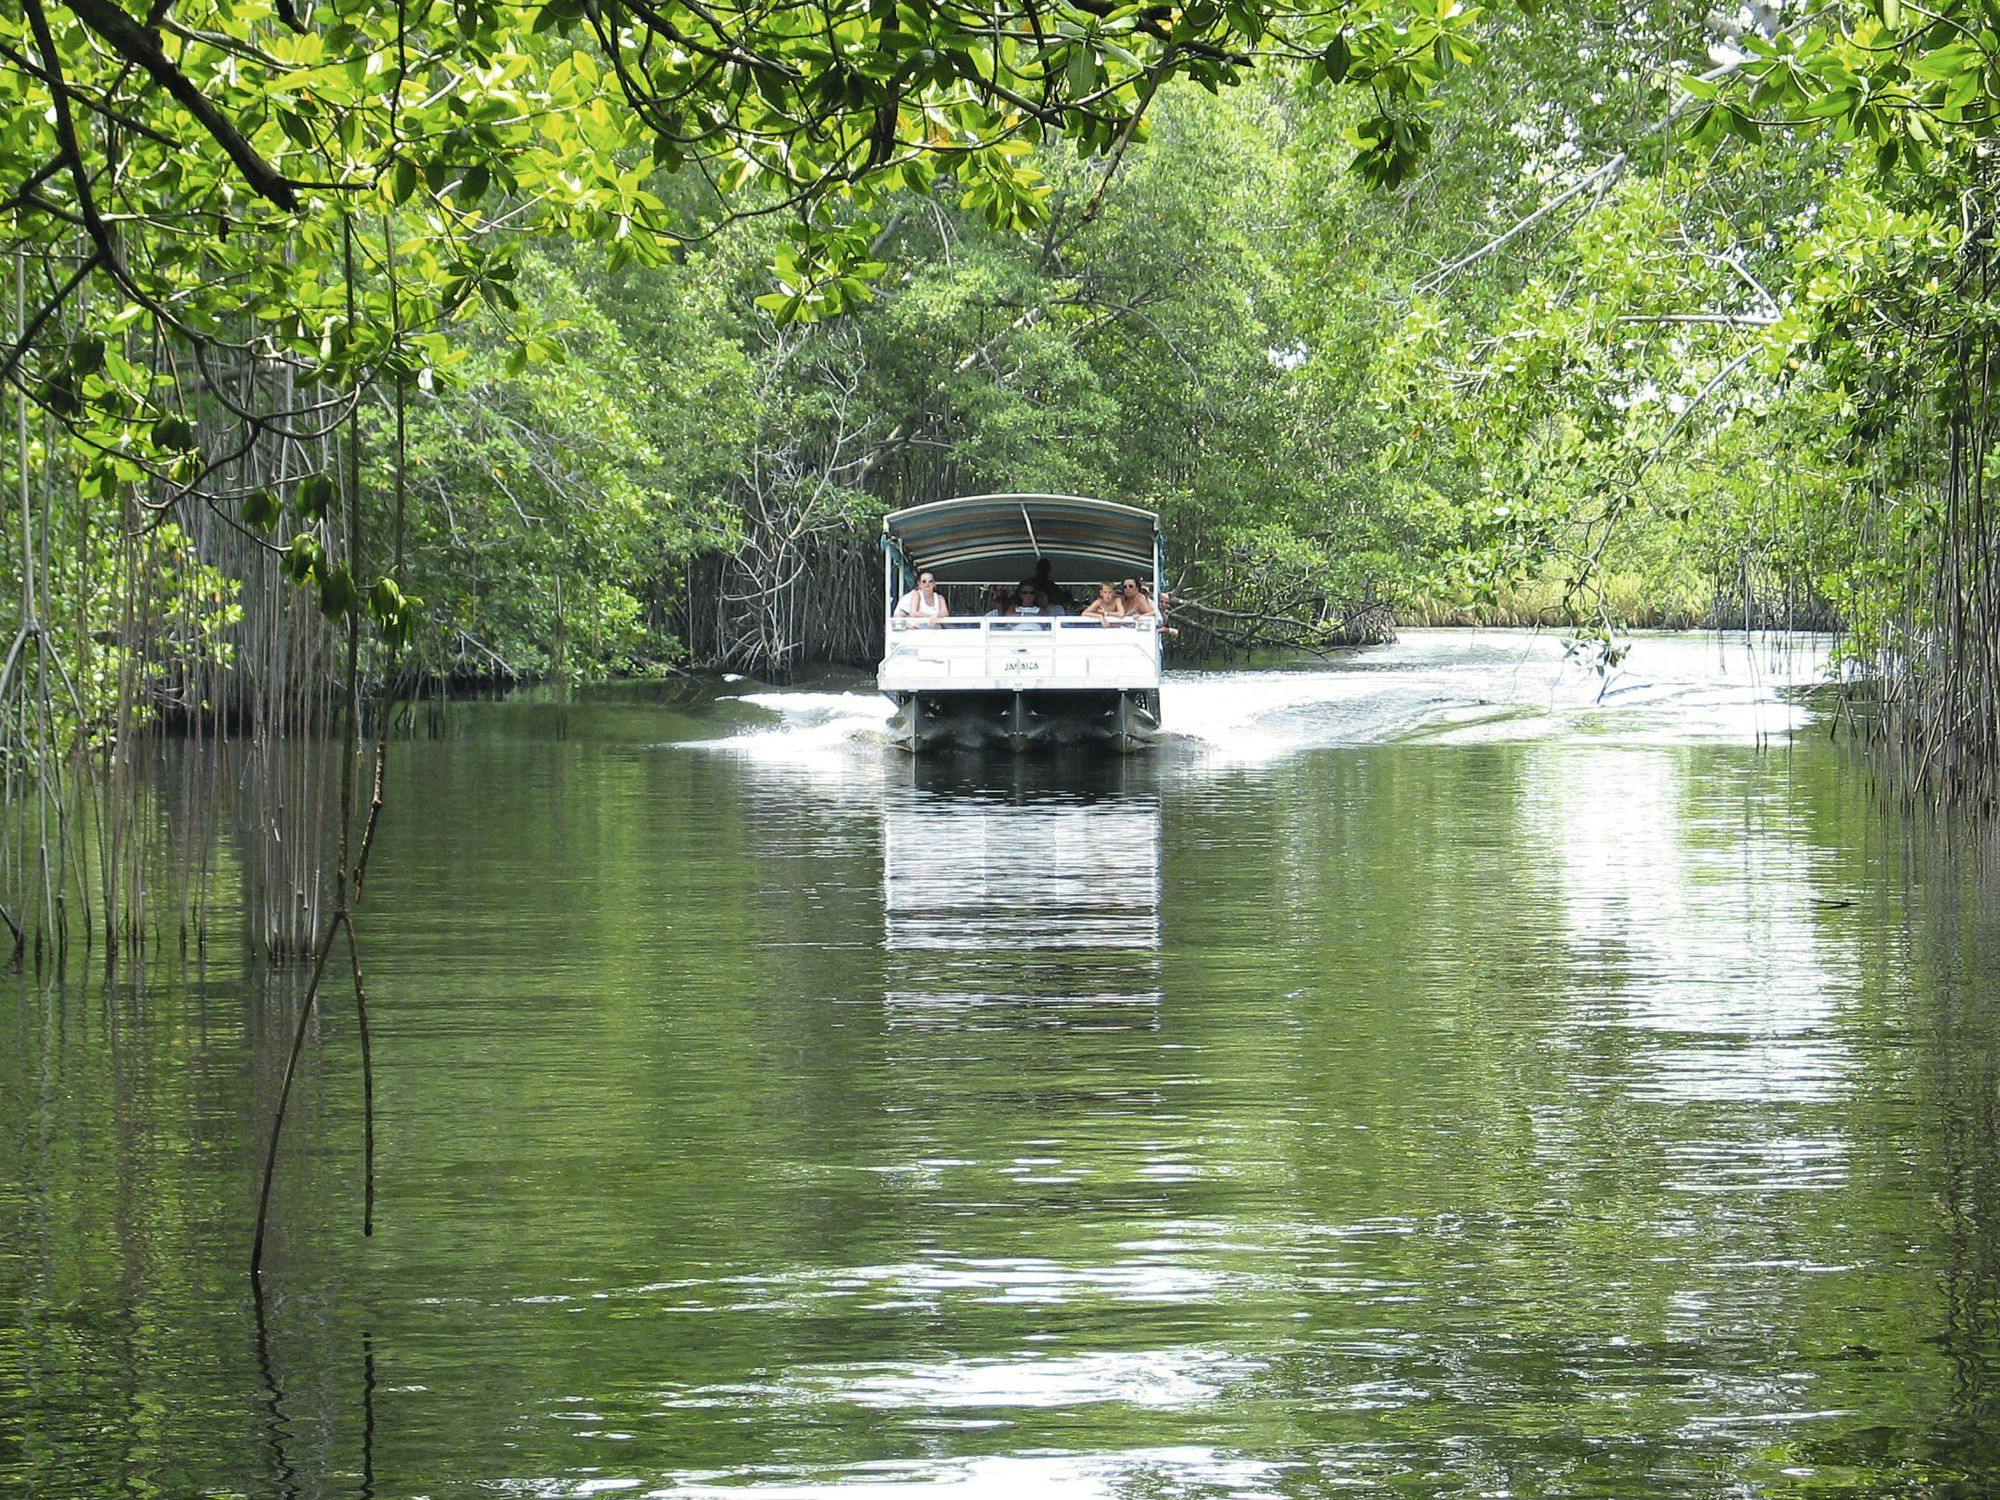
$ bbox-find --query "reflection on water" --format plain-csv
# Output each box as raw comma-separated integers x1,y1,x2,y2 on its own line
1526,745,1855,1121
885,758,1161,980
8,631,2000,1498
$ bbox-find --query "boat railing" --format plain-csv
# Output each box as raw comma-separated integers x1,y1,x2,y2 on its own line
887,615,1159,635
880,606,1160,695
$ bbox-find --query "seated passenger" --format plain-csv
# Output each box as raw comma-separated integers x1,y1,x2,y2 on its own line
1081,581,1123,622
1019,559,1076,611
985,585,1016,617
1118,577,1157,618
1012,583,1045,615
894,572,949,624
1040,589,1069,618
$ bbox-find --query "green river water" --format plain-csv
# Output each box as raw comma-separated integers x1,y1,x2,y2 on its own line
6,630,2000,1498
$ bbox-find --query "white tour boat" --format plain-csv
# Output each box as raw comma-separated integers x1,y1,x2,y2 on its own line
877,494,1165,751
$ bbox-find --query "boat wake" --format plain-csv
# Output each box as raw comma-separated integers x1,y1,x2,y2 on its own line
682,630,1836,765
683,688,897,759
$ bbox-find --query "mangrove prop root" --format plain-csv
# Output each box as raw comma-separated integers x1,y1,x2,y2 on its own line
342,911,375,1237
249,908,348,1280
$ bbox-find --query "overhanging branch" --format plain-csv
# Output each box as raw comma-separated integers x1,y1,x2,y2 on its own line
62,0,302,210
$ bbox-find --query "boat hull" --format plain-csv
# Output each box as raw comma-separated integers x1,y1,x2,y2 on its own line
887,689,1162,753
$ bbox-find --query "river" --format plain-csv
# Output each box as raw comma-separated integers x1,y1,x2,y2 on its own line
7,629,2000,1497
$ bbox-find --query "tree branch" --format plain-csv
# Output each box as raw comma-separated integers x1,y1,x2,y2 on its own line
0,251,103,386
61,0,302,210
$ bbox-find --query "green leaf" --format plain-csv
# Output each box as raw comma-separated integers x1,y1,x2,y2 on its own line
1321,35,1352,86
1066,45,1096,97
151,415,195,452
69,334,106,376
281,533,320,585
1801,88,1858,120
243,489,282,531
38,373,82,418
316,561,361,619
298,474,336,520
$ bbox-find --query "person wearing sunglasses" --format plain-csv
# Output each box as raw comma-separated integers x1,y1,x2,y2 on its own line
1117,578,1157,618
1019,557,1075,612
894,570,950,625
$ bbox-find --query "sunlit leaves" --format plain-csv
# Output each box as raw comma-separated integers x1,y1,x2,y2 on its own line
1702,4,2000,177
754,221,892,322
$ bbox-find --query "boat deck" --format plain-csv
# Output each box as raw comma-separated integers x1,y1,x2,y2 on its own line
879,616,1161,695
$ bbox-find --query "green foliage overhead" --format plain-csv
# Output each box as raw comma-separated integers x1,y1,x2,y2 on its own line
1,0,1482,653
11,0,2000,793
3,0,1480,360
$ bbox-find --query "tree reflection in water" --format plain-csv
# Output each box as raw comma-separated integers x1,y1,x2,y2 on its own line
11,674,2000,1496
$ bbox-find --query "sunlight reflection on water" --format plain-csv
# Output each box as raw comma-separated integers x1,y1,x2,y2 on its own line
627,1447,1289,1499
13,628,2000,1500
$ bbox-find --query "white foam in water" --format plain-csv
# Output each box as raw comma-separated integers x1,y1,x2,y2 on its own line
682,630,1836,763
1166,630,1834,763
686,690,893,760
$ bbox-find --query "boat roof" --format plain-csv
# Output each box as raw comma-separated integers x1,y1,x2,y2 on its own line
882,494,1159,585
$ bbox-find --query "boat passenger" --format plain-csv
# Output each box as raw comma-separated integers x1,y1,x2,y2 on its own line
1081,581,1123,623
895,571,950,624
1020,559,1075,610
984,585,1015,616
1013,583,1045,615
1118,578,1156,618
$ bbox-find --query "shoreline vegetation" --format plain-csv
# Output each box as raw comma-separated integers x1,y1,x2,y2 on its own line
1399,581,1842,638
4,0,2000,964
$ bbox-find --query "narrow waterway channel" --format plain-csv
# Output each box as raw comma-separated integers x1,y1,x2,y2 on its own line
7,630,1999,1497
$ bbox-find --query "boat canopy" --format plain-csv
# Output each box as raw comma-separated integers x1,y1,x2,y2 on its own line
882,494,1160,587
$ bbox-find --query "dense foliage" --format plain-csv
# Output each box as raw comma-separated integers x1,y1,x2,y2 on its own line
35,0,2000,1298
0,0,1486,948
1345,0,2000,793
4,0,2000,808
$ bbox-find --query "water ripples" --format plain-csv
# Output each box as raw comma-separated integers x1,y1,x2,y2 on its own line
9,631,2000,1498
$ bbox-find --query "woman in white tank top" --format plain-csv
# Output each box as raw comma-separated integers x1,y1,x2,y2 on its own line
895,571,949,622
